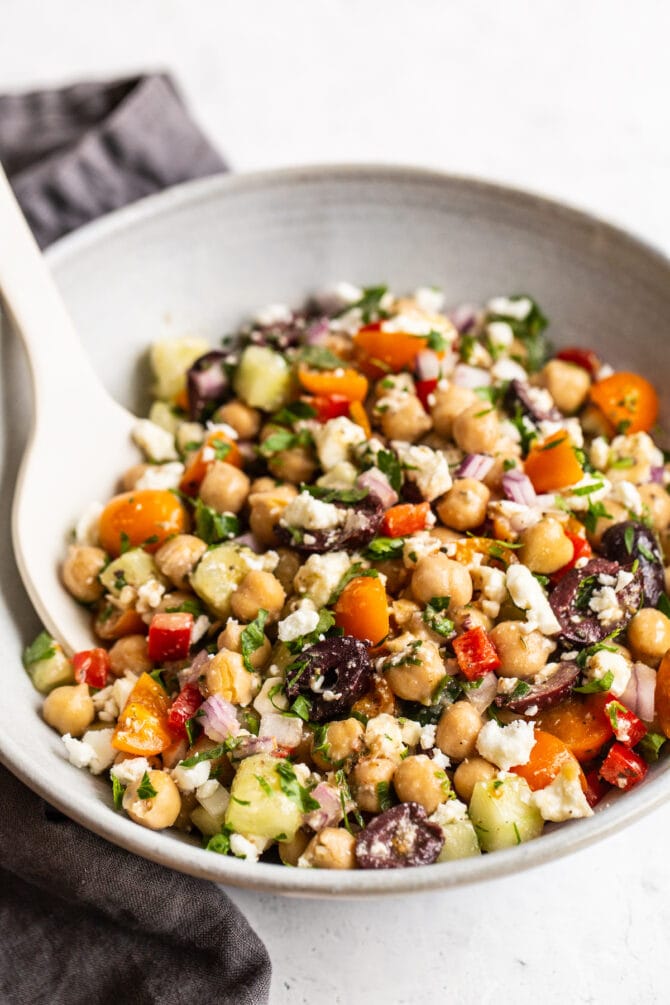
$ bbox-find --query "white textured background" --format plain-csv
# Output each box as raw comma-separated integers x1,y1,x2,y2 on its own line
2,2,669,1002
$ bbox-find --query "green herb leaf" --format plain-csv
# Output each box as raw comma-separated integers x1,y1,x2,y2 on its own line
328,563,379,605
240,609,269,673
582,499,613,534
185,716,200,746
376,781,393,811
364,536,406,560
637,543,656,563
149,668,168,691
341,284,390,325
509,680,532,702
637,731,667,763
426,329,447,352
194,499,239,544
255,774,273,796
286,608,339,654
111,773,125,810
422,596,455,638
375,449,403,493
303,484,369,504
624,525,635,555
289,695,312,722
487,295,549,373
334,768,364,832
119,531,131,555
259,427,313,457
275,760,320,812
295,344,343,370
206,826,233,855
22,631,57,668
211,439,232,462
573,670,615,694
658,594,670,619
459,332,477,363
272,400,317,425
137,771,158,800
181,739,238,767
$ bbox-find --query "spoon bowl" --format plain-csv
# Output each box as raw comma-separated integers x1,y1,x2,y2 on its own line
0,167,137,654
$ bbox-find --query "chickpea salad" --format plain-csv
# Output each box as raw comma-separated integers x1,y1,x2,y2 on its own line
24,282,670,870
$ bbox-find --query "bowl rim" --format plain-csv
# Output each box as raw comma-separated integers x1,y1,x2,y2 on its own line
4,162,670,897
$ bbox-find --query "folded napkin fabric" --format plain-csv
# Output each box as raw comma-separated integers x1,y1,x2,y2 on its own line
0,75,270,1005
0,73,227,247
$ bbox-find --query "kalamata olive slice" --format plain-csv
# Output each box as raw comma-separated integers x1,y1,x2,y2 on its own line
506,379,562,424
495,661,579,713
601,521,664,607
284,637,372,722
187,351,230,421
276,498,383,554
549,558,642,645
355,803,444,869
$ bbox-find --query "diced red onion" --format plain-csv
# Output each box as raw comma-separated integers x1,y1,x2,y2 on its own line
303,782,343,831
187,351,230,422
533,493,558,510
650,466,665,484
502,470,537,506
465,672,498,713
414,350,441,382
305,317,330,345
456,453,495,480
200,694,241,742
177,649,211,688
356,468,398,508
236,440,258,466
449,304,478,333
259,712,303,750
621,663,657,722
233,532,262,553
452,363,491,389
229,735,276,761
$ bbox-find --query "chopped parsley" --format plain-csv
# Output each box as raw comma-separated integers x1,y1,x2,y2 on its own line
137,771,158,800
658,593,670,619
422,596,455,638
271,400,317,425
255,774,273,796
573,670,615,694
328,563,379,605
259,427,313,457
111,774,125,810
624,525,635,555
582,499,613,535
285,608,338,654
374,449,403,493
303,484,369,504
637,732,667,763
426,329,448,352
295,344,344,371
341,284,390,324
211,439,232,462
205,826,234,855
288,695,312,722
487,295,549,373
376,781,393,811
194,498,239,544
240,609,269,673
275,760,320,812
364,536,405,561
508,680,532,702
119,531,131,555
181,739,238,767
22,631,57,668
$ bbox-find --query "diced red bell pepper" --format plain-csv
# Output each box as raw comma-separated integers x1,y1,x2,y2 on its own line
307,394,352,422
550,531,592,585
167,682,203,737
147,612,194,662
604,700,647,748
72,647,111,689
583,768,610,808
416,378,438,411
381,502,432,538
556,347,600,377
599,742,648,791
453,626,502,680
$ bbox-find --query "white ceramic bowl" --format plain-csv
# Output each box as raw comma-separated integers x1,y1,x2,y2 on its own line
2,165,670,896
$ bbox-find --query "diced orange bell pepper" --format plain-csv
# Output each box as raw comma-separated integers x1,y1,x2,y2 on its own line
511,730,587,792
589,371,659,435
523,432,584,493
380,502,431,538
349,400,372,437
353,323,428,377
112,672,172,755
535,693,613,763
334,575,389,645
297,365,368,402
99,490,188,557
179,430,243,496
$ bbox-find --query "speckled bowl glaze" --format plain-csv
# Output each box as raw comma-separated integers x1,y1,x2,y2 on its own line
2,166,670,896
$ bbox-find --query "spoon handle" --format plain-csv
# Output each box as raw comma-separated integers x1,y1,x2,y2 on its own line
0,164,99,417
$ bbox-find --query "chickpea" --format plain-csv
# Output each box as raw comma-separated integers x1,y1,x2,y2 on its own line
217,619,271,669
379,395,432,442
175,422,205,456
206,649,258,706
154,534,207,590
431,384,477,438
373,373,415,400
482,443,523,493
435,701,482,760
411,554,473,610
248,484,298,548
375,558,410,596
453,756,498,803
489,621,554,678
278,829,311,867
42,683,94,737
122,770,181,830
250,476,279,494
429,526,463,547
451,606,493,633
311,718,365,770
120,463,150,491
199,460,250,514
299,828,356,870
213,399,261,440
391,598,422,630
580,403,614,440
61,545,106,604
268,446,317,485
108,634,153,677
384,636,446,704
452,402,500,455
518,518,574,574
586,500,627,549
627,609,670,667
351,757,397,813
540,360,591,414
230,570,286,622
639,484,670,532
274,548,302,595
437,479,490,532
393,755,450,814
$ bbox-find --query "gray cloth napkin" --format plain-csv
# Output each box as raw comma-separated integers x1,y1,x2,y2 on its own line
0,75,270,1005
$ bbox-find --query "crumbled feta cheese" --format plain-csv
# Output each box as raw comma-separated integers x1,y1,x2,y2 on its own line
191,614,211,645
487,295,533,321
392,442,452,501
230,833,262,862
399,719,423,747
429,798,470,827
585,649,631,698
280,491,346,531
316,461,359,490
490,358,528,384
431,749,451,770
254,302,293,326
610,431,663,469
381,313,433,336
486,321,515,349
278,604,320,642
63,731,114,774
172,760,211,793
532,762,593,822
588,585,623,625
402,532,441,568
470,566,507,620
365,714,406,761
505,565,561,635
414,286,446,313
135,461,185,491
589,436,610,471
419,724,437,750
110,757,152,786
476,719,536,771
294,551,352,608
196,779,230,817
62,733,94,770
74,502,103,546
132,419,178,462
111,674,136,716
313,416,366,471
254,676,289,715
135,578,166,614
496,677,520,695
610,480,643,516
